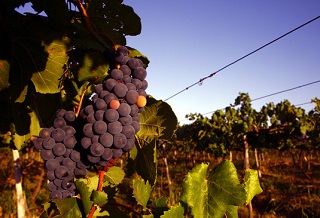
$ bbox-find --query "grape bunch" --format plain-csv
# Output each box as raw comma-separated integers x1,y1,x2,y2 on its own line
33,109,88,199
33,46,148,199
79,45,148,166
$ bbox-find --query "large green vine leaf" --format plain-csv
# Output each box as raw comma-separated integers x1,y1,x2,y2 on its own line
9,16,70,100
138,96,178,141
87,0,141,45
128,97,177,185
128,138,157,186
181,161,262,218
181,163,209,217
31,37,70,93
207,161,247,218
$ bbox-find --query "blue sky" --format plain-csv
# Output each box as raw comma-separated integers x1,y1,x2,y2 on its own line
123,0,320,124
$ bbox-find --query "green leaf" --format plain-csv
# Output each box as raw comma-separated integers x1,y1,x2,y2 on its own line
160,204,184,218
93,209,110,217
225,205,239,218
244,169,263,204
103,166,125,187
133,177,152,210
86,0,142,45
91,190,108,205
129,143,138,160
207,160,246,217
139,96,178,141
74,51,109,83
0,60,10,91
9,16,70,99
127,98,173,185
116,4,141,36
75,176,99,215
181,163,208,217
181,161,261,218
31,37,70,94
52,198,83,218
128,138,157,186
14,85,28,103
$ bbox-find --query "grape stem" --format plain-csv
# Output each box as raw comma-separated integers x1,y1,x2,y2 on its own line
74,87,88,117
87,158,119,218
71,0,93,32
87,205,96,218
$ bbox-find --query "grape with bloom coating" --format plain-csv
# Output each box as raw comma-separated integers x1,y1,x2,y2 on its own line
93,120,108,135
114,83,128,98
104,109,119,123
126,90,139,104
118,103,131,117
133,67,147,80
108,121,122,135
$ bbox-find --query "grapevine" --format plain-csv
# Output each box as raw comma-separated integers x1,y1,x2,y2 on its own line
0,1,264,217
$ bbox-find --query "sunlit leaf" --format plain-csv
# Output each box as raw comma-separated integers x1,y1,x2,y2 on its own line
133,177,152,210
181,163,208,217
103,166,125,187
75,176,99,215
91,190,108,205
31,37,69,94
52,198,83,218
181,161,262,218
160,204,184,218
74,52,109,83
138,96,177,141
244,169,263,204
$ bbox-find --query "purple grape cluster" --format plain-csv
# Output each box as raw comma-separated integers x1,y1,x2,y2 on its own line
79,45,148,166
33,46,148,199
33,109,88,199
